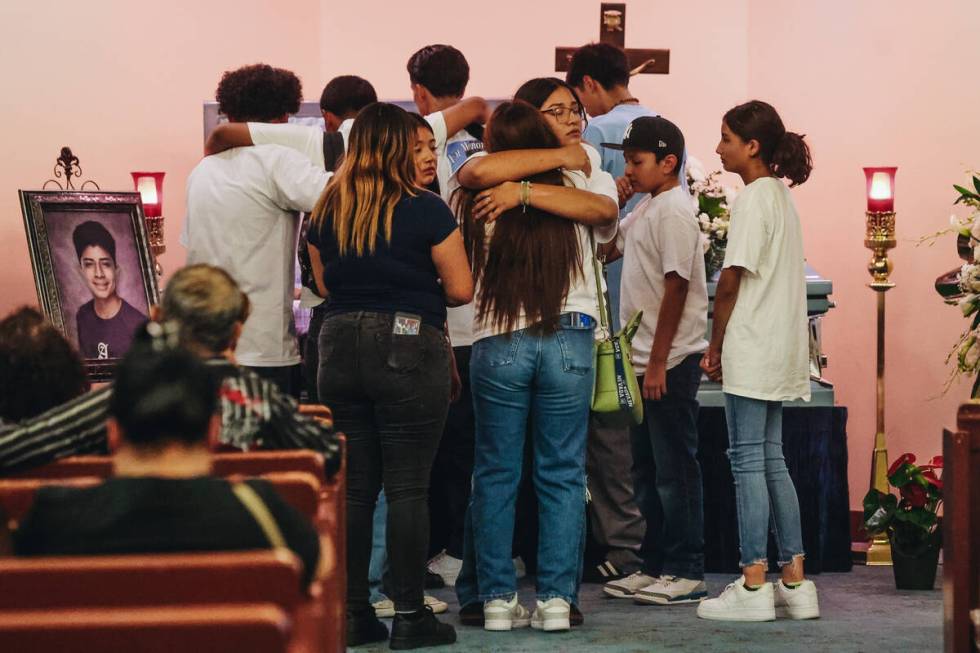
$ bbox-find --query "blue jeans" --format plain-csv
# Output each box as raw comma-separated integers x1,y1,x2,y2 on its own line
368,491,388,604
468,324,594,604
631,353,705,580
724,394,805,568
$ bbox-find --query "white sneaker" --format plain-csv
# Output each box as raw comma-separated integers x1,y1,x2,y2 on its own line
372,595,447,619
427,550,463,587
513,556,527,580
634,575,708,605
603,572,660,599
696,577,775,622
483,594,531,631
531,597,571,632
775,579,820,619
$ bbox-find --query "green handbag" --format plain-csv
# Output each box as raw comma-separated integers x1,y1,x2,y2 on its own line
589,230,644,425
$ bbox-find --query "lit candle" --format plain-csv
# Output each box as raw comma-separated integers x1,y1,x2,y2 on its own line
863,167,897,213
136,177,158,205
130,171,165,217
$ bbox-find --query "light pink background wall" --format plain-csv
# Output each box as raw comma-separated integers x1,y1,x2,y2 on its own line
2,0,977,508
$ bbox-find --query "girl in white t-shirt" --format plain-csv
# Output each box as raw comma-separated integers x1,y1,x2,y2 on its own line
454,83,618,632
697,100,820,623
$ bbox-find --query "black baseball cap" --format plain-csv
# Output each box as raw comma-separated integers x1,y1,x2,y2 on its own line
602,116,685,161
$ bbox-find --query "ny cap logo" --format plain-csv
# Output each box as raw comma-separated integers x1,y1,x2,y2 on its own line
623,123,633,139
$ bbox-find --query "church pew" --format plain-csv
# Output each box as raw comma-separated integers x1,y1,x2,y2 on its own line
0,604,291,653
0,472,320,529
944,403,980,653
8,450,326,482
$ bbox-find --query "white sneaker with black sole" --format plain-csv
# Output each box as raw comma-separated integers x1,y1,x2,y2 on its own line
531,597,571,632
775,579,820,619
483,594,531,631
634,576,708,605
696,577,776,622
427,550,463,587
603,572,660,599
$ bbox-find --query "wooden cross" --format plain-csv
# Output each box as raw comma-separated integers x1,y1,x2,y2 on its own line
555,3,670,76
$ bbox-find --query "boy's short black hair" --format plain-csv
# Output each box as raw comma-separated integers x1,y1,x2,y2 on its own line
566,42,631,90
110,336,218,447
406,45,469,98
216,63,302,122
72,220,116,263
319,75,378,117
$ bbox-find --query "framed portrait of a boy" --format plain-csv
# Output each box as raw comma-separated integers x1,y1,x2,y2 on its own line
19,190,159,380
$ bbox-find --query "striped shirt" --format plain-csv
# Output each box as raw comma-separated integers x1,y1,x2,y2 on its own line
0,359,341,477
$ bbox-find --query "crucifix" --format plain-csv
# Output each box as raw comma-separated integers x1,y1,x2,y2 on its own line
555,3,670,76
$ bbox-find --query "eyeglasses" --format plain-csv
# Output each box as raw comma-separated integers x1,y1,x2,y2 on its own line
540,103,585,123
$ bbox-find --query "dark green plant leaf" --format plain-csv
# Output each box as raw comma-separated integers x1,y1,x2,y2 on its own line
863,490,897,533
888,463,916,488
973,175,980,195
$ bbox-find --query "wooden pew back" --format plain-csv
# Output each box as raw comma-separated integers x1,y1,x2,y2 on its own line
0,604,290,653
944,403,980,653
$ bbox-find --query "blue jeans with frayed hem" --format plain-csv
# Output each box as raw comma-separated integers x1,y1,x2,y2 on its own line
724,394,805,568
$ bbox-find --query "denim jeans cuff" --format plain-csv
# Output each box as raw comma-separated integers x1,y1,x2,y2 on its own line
777,552,806,567
738,557,770,569
479,591,518,602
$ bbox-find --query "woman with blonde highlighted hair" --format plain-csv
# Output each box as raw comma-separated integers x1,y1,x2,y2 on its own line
306,102,472,649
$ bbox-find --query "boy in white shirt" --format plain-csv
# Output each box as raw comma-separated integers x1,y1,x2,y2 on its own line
598,117,710,605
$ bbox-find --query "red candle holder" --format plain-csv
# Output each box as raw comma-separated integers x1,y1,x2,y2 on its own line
130,171,165,217
863,166,897,213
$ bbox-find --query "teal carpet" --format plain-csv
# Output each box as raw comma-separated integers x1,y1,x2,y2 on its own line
354,566,941,652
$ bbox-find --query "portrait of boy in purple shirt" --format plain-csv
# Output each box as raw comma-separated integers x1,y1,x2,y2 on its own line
72,220,146,359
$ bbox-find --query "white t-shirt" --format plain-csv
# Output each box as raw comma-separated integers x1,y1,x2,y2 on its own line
425,110,483,347
721,177,810,401
247,118,354,172
619,186,708,374
182,145,332,367
469,144,618,342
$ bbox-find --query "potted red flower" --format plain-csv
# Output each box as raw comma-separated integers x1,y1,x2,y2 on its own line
863,453,943,590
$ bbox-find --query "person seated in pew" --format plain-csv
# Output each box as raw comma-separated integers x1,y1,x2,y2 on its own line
0,265,341,476
12,337,323,586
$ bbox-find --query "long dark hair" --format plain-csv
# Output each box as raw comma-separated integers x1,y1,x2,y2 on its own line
455,101,582,334
514,77,587,123
723,100,812,186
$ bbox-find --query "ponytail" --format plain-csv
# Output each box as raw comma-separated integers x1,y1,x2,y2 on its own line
723,100,813,187
771,131,812,187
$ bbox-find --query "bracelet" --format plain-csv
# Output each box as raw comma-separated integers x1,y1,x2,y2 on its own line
520,180,532,213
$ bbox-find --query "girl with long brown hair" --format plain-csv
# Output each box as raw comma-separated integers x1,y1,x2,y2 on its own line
306,102,472,650
455,95,617,633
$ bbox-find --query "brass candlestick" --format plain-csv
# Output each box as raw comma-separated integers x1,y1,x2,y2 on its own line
146,215,165,277
865,209,895,565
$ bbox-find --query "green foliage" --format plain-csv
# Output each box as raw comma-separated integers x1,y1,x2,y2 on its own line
863,454,943,549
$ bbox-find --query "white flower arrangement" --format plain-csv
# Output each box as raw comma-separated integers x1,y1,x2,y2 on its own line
935,173,980,395
686,156,739,277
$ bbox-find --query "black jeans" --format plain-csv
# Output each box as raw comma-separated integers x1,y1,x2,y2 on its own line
631,353,705,580
317,311,451,612
428,346,475,559
302,303,329,402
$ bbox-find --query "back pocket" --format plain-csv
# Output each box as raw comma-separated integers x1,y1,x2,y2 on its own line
375,331,426,373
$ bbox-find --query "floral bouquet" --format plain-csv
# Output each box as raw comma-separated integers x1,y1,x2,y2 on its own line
933,174,980,396
686,156,739,278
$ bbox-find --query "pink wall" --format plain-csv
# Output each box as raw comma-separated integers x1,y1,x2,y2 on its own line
747,0,980,506
2,0,977,508
0,0,320,308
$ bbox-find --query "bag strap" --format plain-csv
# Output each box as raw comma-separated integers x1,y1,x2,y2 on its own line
588,229,612,339
232,482,287,548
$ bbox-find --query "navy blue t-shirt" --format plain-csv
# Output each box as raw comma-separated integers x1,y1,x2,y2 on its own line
307,192,458,328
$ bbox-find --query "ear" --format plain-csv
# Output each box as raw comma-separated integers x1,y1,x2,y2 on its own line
106,417,122,452
228,321,243,352
322,110,341,132
662,154,679,175
747,138,762,159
